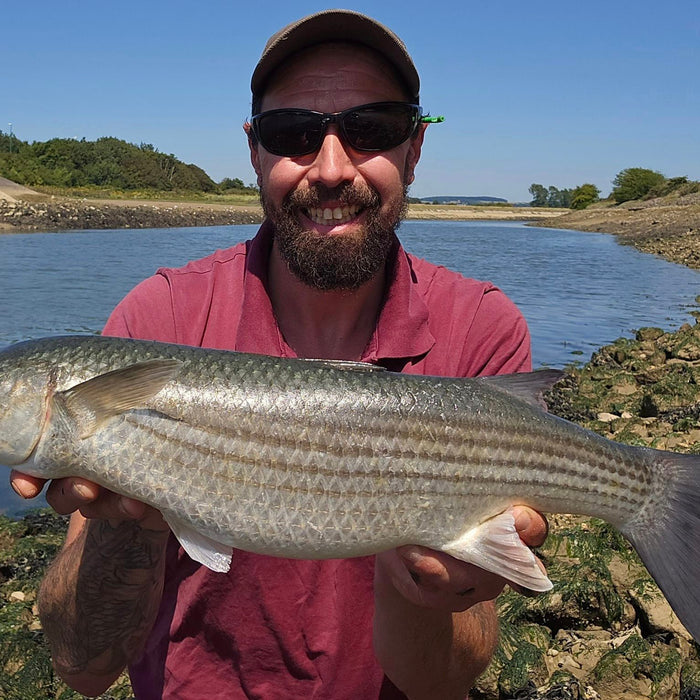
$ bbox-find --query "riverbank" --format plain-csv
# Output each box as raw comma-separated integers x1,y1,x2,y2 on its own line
0,197,263,231
534,192,700,270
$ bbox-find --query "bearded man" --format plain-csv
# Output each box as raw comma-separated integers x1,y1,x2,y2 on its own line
12,10,547,699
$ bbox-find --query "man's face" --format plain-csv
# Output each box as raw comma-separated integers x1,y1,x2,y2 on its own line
249,43,425,290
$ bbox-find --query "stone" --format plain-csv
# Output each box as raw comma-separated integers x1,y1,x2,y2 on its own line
629,588,693,642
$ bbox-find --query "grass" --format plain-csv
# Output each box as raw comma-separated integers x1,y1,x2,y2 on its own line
29,185,261,207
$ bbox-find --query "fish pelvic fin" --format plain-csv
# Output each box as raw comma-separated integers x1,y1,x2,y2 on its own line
56,359,182,439
440,508,553,593
166,516,233,573
622,450,700,642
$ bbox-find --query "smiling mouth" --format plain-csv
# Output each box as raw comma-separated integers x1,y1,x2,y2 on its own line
305,205,361,226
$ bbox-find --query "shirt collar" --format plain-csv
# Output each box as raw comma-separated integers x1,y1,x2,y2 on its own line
235,221,435,363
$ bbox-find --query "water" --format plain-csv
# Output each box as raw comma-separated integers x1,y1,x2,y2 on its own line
1,221,698,514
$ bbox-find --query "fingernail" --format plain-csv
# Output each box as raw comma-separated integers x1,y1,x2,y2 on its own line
399,547,424,566
74,483,91,499
10,481,28,499
514,510,532,532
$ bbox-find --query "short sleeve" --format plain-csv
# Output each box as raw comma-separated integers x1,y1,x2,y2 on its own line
103,274,177,342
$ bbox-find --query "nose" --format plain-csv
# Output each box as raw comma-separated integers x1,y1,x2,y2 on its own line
306,125,358,189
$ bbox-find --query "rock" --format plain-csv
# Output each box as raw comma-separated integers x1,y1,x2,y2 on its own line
9,590,25,602
629,587,693,642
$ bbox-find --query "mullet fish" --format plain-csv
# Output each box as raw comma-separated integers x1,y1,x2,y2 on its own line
1,335,699,640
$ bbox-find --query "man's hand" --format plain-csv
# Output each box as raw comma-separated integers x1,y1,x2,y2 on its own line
10,471,168,532
376,506,548,612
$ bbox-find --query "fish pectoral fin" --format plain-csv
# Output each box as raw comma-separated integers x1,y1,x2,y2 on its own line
441,508,553,593
166,516,233,573
56,359,182,439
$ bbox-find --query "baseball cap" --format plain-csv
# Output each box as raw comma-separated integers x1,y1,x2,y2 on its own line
251,10,420,105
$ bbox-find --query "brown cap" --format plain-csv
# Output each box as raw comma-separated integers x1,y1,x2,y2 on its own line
251,10,420,107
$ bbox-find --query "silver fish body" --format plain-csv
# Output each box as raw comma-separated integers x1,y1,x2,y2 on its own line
1,335,699,639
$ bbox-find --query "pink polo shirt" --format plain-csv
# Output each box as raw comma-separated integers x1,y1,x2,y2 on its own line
104,221,531,699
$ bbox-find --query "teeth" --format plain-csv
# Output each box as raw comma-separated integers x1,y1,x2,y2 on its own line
306,205,360,225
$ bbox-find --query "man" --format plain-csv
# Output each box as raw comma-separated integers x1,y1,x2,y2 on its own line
11,10,547,699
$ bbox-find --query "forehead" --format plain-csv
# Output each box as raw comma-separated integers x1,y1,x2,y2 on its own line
260,42,409,112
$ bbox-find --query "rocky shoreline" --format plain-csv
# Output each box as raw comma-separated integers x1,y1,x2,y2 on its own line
0,197,263,232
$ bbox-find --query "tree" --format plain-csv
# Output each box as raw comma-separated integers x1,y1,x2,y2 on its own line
611,168,666,204
547,186,572,208
570,183,600,210
529,183,548,207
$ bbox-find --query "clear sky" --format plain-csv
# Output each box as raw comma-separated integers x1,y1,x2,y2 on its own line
2,0,698,202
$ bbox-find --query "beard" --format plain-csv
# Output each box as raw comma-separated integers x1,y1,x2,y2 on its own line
260,180,409,291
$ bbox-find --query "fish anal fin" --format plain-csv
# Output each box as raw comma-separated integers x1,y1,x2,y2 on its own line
166,516,233,573
56,359,182,439
441,508,553,593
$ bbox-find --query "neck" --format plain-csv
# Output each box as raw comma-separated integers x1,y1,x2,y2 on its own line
267,239,386,360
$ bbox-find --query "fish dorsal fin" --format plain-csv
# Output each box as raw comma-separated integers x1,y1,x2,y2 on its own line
301,358,386,373
57,359,182,439
479,369,565,409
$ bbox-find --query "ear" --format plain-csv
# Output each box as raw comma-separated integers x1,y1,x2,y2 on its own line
404,123,427,185
244,122,262,180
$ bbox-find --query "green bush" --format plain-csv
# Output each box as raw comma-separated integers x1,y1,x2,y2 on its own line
611,168,667,204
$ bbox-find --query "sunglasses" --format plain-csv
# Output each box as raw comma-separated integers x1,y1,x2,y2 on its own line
250,101,442,158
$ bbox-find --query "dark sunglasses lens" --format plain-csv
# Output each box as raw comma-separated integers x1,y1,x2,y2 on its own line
256,112,324,156
343,104,417,151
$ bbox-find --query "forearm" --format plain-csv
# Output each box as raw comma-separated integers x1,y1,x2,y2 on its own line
38,517,170,696
373,572,498,700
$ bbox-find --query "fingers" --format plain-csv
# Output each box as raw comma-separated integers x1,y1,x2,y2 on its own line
44,477,154,523
513,506,549,548
380,546,507,612
10,470,47,499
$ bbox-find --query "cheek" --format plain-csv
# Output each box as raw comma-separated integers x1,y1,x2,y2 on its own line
260,157,304,197
359,154,408,197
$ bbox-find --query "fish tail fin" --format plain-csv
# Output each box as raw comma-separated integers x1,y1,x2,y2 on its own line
622,450,700,641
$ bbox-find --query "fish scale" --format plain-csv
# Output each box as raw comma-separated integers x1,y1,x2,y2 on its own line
1,335,699,641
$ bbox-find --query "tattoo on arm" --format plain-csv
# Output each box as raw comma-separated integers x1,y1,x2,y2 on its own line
39,519,169,679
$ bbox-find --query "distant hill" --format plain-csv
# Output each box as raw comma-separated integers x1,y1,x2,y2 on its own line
418,195,508,205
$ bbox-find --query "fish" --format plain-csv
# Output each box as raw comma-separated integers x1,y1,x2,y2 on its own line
1,335,699,640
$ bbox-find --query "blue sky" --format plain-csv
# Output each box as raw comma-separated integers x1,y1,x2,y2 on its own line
2,1,698,202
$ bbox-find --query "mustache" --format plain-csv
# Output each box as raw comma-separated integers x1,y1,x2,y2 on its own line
284,183,381,210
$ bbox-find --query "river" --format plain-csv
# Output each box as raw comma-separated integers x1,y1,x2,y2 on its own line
1,221,698,514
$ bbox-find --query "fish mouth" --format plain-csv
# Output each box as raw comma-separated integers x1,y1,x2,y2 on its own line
304,204,362,226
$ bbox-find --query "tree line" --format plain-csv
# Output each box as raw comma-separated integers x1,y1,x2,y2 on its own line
529,168,699,209
0,131,257,194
